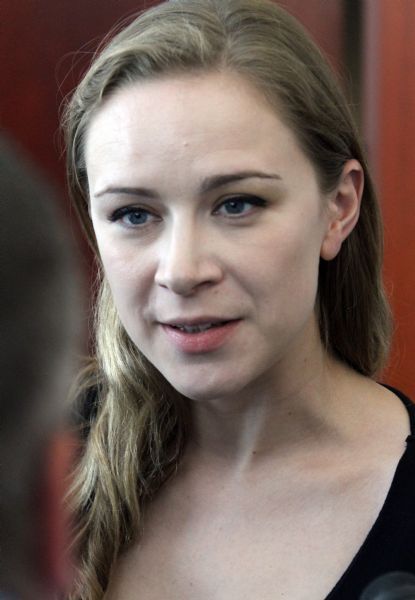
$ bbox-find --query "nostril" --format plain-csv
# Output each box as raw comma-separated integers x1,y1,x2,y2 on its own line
157,275,202,296
155,263,223,295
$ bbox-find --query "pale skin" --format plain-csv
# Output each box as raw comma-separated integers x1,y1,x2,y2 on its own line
85,71,410,599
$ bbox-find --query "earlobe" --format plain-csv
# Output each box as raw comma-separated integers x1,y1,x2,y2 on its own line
320,159,364,261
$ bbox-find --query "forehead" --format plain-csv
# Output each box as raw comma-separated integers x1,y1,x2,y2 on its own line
85,71,315,188
88,70,276,126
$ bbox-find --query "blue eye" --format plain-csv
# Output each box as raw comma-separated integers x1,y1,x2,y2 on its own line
215,196,267,217
110,206,156,227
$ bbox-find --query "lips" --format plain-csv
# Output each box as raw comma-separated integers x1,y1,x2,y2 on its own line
160,318,240,353
168,321,230,334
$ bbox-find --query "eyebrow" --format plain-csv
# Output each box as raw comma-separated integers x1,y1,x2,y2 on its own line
93,170,282,199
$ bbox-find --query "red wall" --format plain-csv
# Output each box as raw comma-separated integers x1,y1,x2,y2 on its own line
363,0,415,396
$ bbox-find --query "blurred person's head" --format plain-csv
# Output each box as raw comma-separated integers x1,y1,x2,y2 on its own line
0,136,81,599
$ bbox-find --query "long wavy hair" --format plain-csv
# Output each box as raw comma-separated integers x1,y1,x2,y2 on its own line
63,0,391,597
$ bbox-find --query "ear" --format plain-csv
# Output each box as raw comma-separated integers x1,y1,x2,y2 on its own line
320,159,364,261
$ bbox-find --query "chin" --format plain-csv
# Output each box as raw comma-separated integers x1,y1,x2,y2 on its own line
158,366,252,403
161,377,224,402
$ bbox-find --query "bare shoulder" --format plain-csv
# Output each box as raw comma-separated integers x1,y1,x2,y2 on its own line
340,373,411,455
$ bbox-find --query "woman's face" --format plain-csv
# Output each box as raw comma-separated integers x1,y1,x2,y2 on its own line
86,71,334,401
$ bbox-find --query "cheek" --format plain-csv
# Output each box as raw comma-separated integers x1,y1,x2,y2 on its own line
96,238,151,310
243,226,322,313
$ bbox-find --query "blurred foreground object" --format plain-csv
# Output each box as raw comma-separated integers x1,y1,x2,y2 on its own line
0,136,82,599
360,571,415,599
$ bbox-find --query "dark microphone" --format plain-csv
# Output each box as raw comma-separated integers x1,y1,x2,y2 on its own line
360,572,415,599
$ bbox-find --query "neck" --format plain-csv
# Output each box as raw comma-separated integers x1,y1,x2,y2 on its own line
186,347,361,472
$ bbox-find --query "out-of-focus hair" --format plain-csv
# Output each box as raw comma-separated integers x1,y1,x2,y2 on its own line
0,136,80,598
62,1,391,597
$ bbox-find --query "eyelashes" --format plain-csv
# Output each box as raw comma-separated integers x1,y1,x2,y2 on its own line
109,206,158,227
108,195,268,228
213,195,267,216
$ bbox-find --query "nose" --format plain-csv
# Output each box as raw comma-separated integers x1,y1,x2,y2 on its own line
155,223,223,295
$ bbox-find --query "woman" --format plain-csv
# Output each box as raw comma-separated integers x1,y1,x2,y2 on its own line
64,1,415,598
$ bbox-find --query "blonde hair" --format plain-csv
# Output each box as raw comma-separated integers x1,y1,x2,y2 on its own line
63,0,391,597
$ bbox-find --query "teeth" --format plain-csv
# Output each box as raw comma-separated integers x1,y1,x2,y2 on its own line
176,323,220,333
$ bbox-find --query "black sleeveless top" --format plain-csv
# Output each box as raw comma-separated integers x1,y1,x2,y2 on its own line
326,386,415,599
